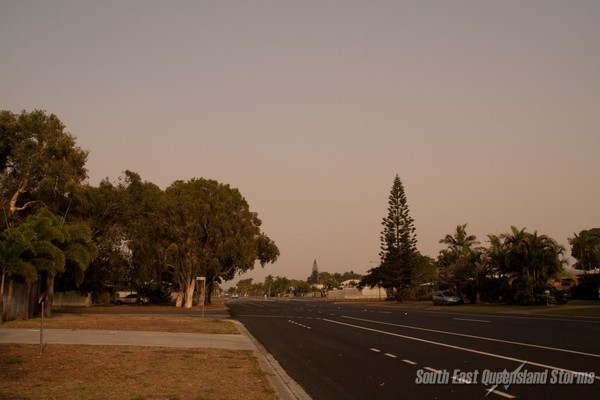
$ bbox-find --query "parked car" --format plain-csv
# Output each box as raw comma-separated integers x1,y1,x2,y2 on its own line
550,288,571,304
432,290,463,305
115,293,149,305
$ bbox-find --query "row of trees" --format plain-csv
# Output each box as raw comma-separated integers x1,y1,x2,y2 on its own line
232,268,363,298
230,175,597,305
1,110,279,320
358,175,598,305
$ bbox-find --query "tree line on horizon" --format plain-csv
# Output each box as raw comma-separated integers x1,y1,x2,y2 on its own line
232,176,600,305
0,109,279,321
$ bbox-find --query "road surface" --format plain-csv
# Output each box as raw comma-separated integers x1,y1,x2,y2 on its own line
228,298,599,400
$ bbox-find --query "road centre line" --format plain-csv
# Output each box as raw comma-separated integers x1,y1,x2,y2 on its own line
384,353,397,358
453,318,490,323
341,315,600,359
323,318,600,381
370,348,381,353
402,359,417,365
424,367,440,373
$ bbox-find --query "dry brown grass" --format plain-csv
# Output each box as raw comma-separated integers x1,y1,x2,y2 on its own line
2,314,238,334
0,306,278,400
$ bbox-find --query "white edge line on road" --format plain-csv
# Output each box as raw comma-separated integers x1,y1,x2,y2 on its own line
453,318,490,323
342,315,600,360
323,318,600,381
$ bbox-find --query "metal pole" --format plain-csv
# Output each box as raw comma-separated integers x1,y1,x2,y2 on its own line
39,301,44,356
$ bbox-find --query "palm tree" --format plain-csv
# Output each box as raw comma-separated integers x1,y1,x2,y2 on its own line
500,226,566,304
438,224,481,302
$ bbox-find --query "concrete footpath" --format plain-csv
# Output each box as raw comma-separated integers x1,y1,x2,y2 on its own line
0,321,310,400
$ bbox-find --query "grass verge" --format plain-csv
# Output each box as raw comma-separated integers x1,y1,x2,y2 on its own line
0,344,278,400
0,307,278,400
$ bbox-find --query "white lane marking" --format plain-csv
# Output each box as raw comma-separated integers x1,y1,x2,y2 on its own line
288,320,311,329
342,315,600,359
424,367,440,373
453,317,490,323
384,353,397,358
370,348,381,353
323,318,600,381
402,359,417,365
488,389,516,399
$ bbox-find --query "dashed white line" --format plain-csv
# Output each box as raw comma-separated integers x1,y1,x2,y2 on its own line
324,318,600,381
341,315,600,360
384,353,397,358
288,320,311,329
370,348,381,353
402,359,417,365
453,317,490,323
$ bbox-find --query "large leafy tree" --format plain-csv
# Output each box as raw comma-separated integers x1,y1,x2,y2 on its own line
74,179,132,294
569,228,600,272
0,110,88,221
438,224,481,302
361,175,418,301
163,178,278,308
120,171,167,291
74,172,169,297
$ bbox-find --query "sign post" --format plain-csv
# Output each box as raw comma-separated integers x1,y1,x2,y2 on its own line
196,277,206,317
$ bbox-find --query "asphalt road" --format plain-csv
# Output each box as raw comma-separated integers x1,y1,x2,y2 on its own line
228,298,600,400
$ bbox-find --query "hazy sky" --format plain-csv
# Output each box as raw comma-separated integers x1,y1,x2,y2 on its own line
2,1,599,285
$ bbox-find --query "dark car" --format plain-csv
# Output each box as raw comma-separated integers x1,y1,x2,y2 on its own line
432,290,463,305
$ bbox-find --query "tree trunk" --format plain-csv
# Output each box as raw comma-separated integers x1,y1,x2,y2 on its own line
0,271,5,324
44,273,55,318
184,279,195,309
206,280,213,305
175,291,183,308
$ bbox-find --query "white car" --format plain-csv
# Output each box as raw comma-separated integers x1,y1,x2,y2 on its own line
432,290,463,305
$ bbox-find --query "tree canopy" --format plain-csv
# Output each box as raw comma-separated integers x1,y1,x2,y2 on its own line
0,110,88,220
163,178,279,307
569,228,600,272
437,224,482,303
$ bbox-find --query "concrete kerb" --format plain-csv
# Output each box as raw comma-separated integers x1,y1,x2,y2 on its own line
231,320,312,400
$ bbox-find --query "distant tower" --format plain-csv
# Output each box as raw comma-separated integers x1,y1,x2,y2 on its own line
308,259,319,284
